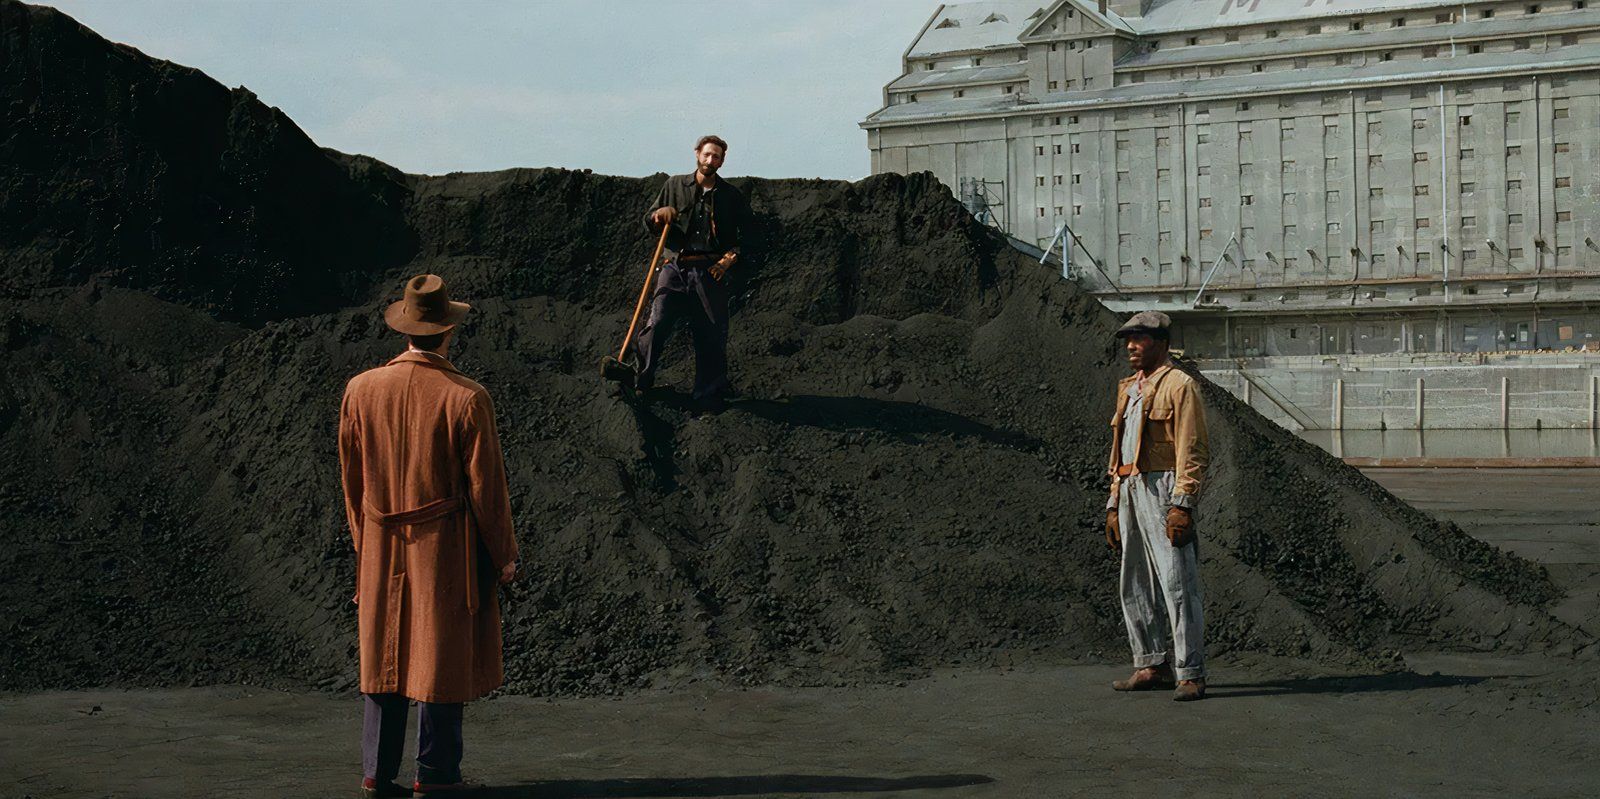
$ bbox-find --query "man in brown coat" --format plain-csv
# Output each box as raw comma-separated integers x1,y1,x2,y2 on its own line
339,274,520,797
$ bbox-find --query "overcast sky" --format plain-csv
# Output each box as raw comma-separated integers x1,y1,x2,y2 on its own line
42,0,937,179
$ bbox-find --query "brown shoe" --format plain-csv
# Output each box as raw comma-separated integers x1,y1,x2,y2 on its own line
1173,678,1207,702
1112,665,1175,692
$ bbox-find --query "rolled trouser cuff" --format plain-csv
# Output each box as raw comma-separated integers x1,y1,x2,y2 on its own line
1132,652,1170,668
1175,665,1206,681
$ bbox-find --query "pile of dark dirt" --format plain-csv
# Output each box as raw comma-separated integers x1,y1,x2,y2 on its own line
1,1,1588,695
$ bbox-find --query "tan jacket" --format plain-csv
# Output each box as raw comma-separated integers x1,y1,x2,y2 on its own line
339,351,519,703
1106,362,1209,503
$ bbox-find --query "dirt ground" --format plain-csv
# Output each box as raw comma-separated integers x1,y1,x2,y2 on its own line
5,469,1595,799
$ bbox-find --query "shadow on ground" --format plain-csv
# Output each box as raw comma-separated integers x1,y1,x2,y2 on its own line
484,773,995,798
1209,672,1498,700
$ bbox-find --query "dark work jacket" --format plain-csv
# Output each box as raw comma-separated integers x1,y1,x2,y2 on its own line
642,173,750,258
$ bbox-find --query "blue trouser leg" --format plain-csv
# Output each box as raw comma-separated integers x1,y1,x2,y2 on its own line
362,693,408,782
415,701,464,785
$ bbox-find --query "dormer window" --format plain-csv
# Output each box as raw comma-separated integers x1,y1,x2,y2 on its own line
981,12,1009,24
935,18,960,29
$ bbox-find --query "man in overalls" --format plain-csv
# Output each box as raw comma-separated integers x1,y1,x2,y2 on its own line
1103,311,1210,702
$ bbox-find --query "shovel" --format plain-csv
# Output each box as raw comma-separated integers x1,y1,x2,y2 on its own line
599,222,671,382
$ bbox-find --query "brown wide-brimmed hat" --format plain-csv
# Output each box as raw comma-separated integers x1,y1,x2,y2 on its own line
384,274,470,335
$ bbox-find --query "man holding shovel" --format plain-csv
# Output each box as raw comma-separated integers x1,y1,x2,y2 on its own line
627,134,751,409
1103,311,1210,702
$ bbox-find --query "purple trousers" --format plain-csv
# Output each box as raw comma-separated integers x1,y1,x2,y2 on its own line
632,258,731,400
362,693,463,785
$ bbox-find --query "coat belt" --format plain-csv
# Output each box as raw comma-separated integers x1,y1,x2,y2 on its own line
362,495,481,614
364,496,463,529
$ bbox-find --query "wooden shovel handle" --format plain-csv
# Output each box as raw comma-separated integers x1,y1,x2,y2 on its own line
617,223,672,362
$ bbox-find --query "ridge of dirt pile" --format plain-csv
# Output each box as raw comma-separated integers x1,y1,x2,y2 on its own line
0,0,1587,695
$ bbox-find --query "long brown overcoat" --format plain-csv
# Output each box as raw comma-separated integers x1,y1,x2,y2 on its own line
338,350,519,703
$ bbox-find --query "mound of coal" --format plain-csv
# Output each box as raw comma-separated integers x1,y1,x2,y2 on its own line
1,1,1587,695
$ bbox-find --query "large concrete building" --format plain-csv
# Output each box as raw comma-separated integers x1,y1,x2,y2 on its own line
862,0,1600,360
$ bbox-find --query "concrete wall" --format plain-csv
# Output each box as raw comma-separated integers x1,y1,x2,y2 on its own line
1202,352,1600,429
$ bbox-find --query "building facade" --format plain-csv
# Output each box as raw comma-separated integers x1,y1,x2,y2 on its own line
862,0,1600,359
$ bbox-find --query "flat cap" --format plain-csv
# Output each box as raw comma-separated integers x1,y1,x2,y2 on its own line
1114,310,1172,338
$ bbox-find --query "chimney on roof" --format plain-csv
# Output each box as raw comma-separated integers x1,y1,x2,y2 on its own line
1099,0,1108,13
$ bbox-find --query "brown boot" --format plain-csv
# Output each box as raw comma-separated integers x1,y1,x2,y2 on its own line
1112,665,1175,692
1172,678,1207,702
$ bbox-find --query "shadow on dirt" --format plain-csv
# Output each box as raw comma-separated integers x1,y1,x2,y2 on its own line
1209,672,1500,699
484,772,995,797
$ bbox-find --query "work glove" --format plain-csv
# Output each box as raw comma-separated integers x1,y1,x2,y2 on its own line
1105,509,1121,553
650,206,678,229
709,251,737,281
1166,506,1195,548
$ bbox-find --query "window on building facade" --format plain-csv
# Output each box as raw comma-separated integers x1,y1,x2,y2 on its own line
1037,207,1045,217
1418,252,1431,266
1199,197,1213,207
1266,28,1279,38
1509,247,1524,260
1369,122,1383,136
1053,144,1063,154
1370,187,1383,198
1369,154,1383,166
1508,213,1523,223
1328,190,1341,203
1159,199,1172,212
1469,43,1483,54
1555,107,1570,119
1200,228,1213,239
1187,36,1198,45
1329,222,1342,233
1242,195,1254,205
1562,33,1579,45
1253,63,1265,73
1556,176,1572,187
1036,146,1045,155
1381,52,1394,62
1072,174,1081,184
1423,46,1439,57
1119,233,1132,244
1350,20,1363,30
1118,202,1130,214
1070,143,1081,153
1053,175,1064,185
1325,156,1339,170
1157,137,1170,148
1282,160,1296,172
1372,219,1387,232
1435,12,1453,22
1556,142,1571,153
1049,81,1059,90
1036,176,1046,186
1514,38,1530,50
1461,148,1475,159
1462,182,1476,193
1480,8,1494,18
1507,145,1522,156
1285,224,1298,237
1225,30,1239,42
1055,206,1064,215
1463,216,1477,228
1464,249,1479,261
1239,101,1251,111
1074,204,1083,215
1198,165,1212,175
1283,192,1297,204
955,89,965,98
1118,171,1130,182
1508,180,1523,190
